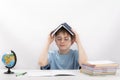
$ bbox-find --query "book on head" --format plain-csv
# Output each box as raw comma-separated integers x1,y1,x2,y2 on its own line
51,23,74,36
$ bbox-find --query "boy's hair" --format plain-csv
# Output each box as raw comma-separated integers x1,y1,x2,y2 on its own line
54,27,75,41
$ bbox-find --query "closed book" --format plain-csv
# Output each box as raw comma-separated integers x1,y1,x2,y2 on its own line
80,69,116,76
81,64,118,71
82,60,119,68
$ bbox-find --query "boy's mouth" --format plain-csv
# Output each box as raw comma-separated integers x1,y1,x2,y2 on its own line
60,45,65,47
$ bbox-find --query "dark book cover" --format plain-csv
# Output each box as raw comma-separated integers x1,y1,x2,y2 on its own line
51,23,74,36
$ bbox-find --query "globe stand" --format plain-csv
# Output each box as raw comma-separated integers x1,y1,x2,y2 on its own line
4,68,14,74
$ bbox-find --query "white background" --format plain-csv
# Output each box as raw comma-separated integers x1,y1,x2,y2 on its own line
0,0,120,69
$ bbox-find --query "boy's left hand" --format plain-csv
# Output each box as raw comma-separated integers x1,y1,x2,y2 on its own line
72,29,80,44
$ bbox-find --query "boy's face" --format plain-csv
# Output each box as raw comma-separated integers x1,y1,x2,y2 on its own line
55,32,72,52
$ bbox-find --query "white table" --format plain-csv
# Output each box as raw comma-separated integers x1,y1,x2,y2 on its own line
0,69,120,80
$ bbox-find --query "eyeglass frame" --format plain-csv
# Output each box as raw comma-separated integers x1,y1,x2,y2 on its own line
55,36,72,42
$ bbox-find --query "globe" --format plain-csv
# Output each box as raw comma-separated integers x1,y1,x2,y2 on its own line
2,50,17,74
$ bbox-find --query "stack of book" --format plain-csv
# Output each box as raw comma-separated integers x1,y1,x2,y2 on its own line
80,60,119,76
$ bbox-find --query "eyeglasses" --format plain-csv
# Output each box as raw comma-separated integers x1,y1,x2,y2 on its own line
55,37,71,42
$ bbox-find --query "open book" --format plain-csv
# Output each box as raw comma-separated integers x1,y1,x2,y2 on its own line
27,70,76,77
51,23,74,36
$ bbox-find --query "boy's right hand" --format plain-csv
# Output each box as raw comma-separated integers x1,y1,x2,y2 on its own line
47,31,54,45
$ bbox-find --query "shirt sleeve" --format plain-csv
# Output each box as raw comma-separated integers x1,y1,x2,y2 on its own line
74,50,79,62
48,51,53,64
74,50,80,69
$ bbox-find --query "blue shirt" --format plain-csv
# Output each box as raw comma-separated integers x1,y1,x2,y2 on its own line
42,49,80,70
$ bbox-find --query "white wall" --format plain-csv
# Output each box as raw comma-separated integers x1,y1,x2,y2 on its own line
0,0,120,69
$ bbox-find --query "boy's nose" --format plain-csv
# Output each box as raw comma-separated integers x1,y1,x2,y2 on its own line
61,39,64,42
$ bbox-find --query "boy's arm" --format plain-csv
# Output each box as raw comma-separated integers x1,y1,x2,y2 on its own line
77,40,88,65
38,33,54,67
72,30,88,65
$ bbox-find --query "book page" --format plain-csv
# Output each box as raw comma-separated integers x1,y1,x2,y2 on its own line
27,70,76,77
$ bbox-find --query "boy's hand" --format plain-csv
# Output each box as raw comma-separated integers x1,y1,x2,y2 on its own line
72,29,80,44
47,31,54,45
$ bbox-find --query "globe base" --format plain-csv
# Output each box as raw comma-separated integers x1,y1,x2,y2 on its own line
4,68,14,74
4,71,14,74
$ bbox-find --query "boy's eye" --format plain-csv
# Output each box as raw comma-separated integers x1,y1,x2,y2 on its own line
55,37,71,41
57,38,62,40
64,38,69,41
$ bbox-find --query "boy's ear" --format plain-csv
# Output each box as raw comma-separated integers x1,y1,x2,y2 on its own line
71,39,75,45
71,35,76,45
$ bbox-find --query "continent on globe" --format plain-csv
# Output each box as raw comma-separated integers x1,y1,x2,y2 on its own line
2,53,15,67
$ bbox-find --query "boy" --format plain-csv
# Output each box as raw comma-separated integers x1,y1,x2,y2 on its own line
39,23,88,69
